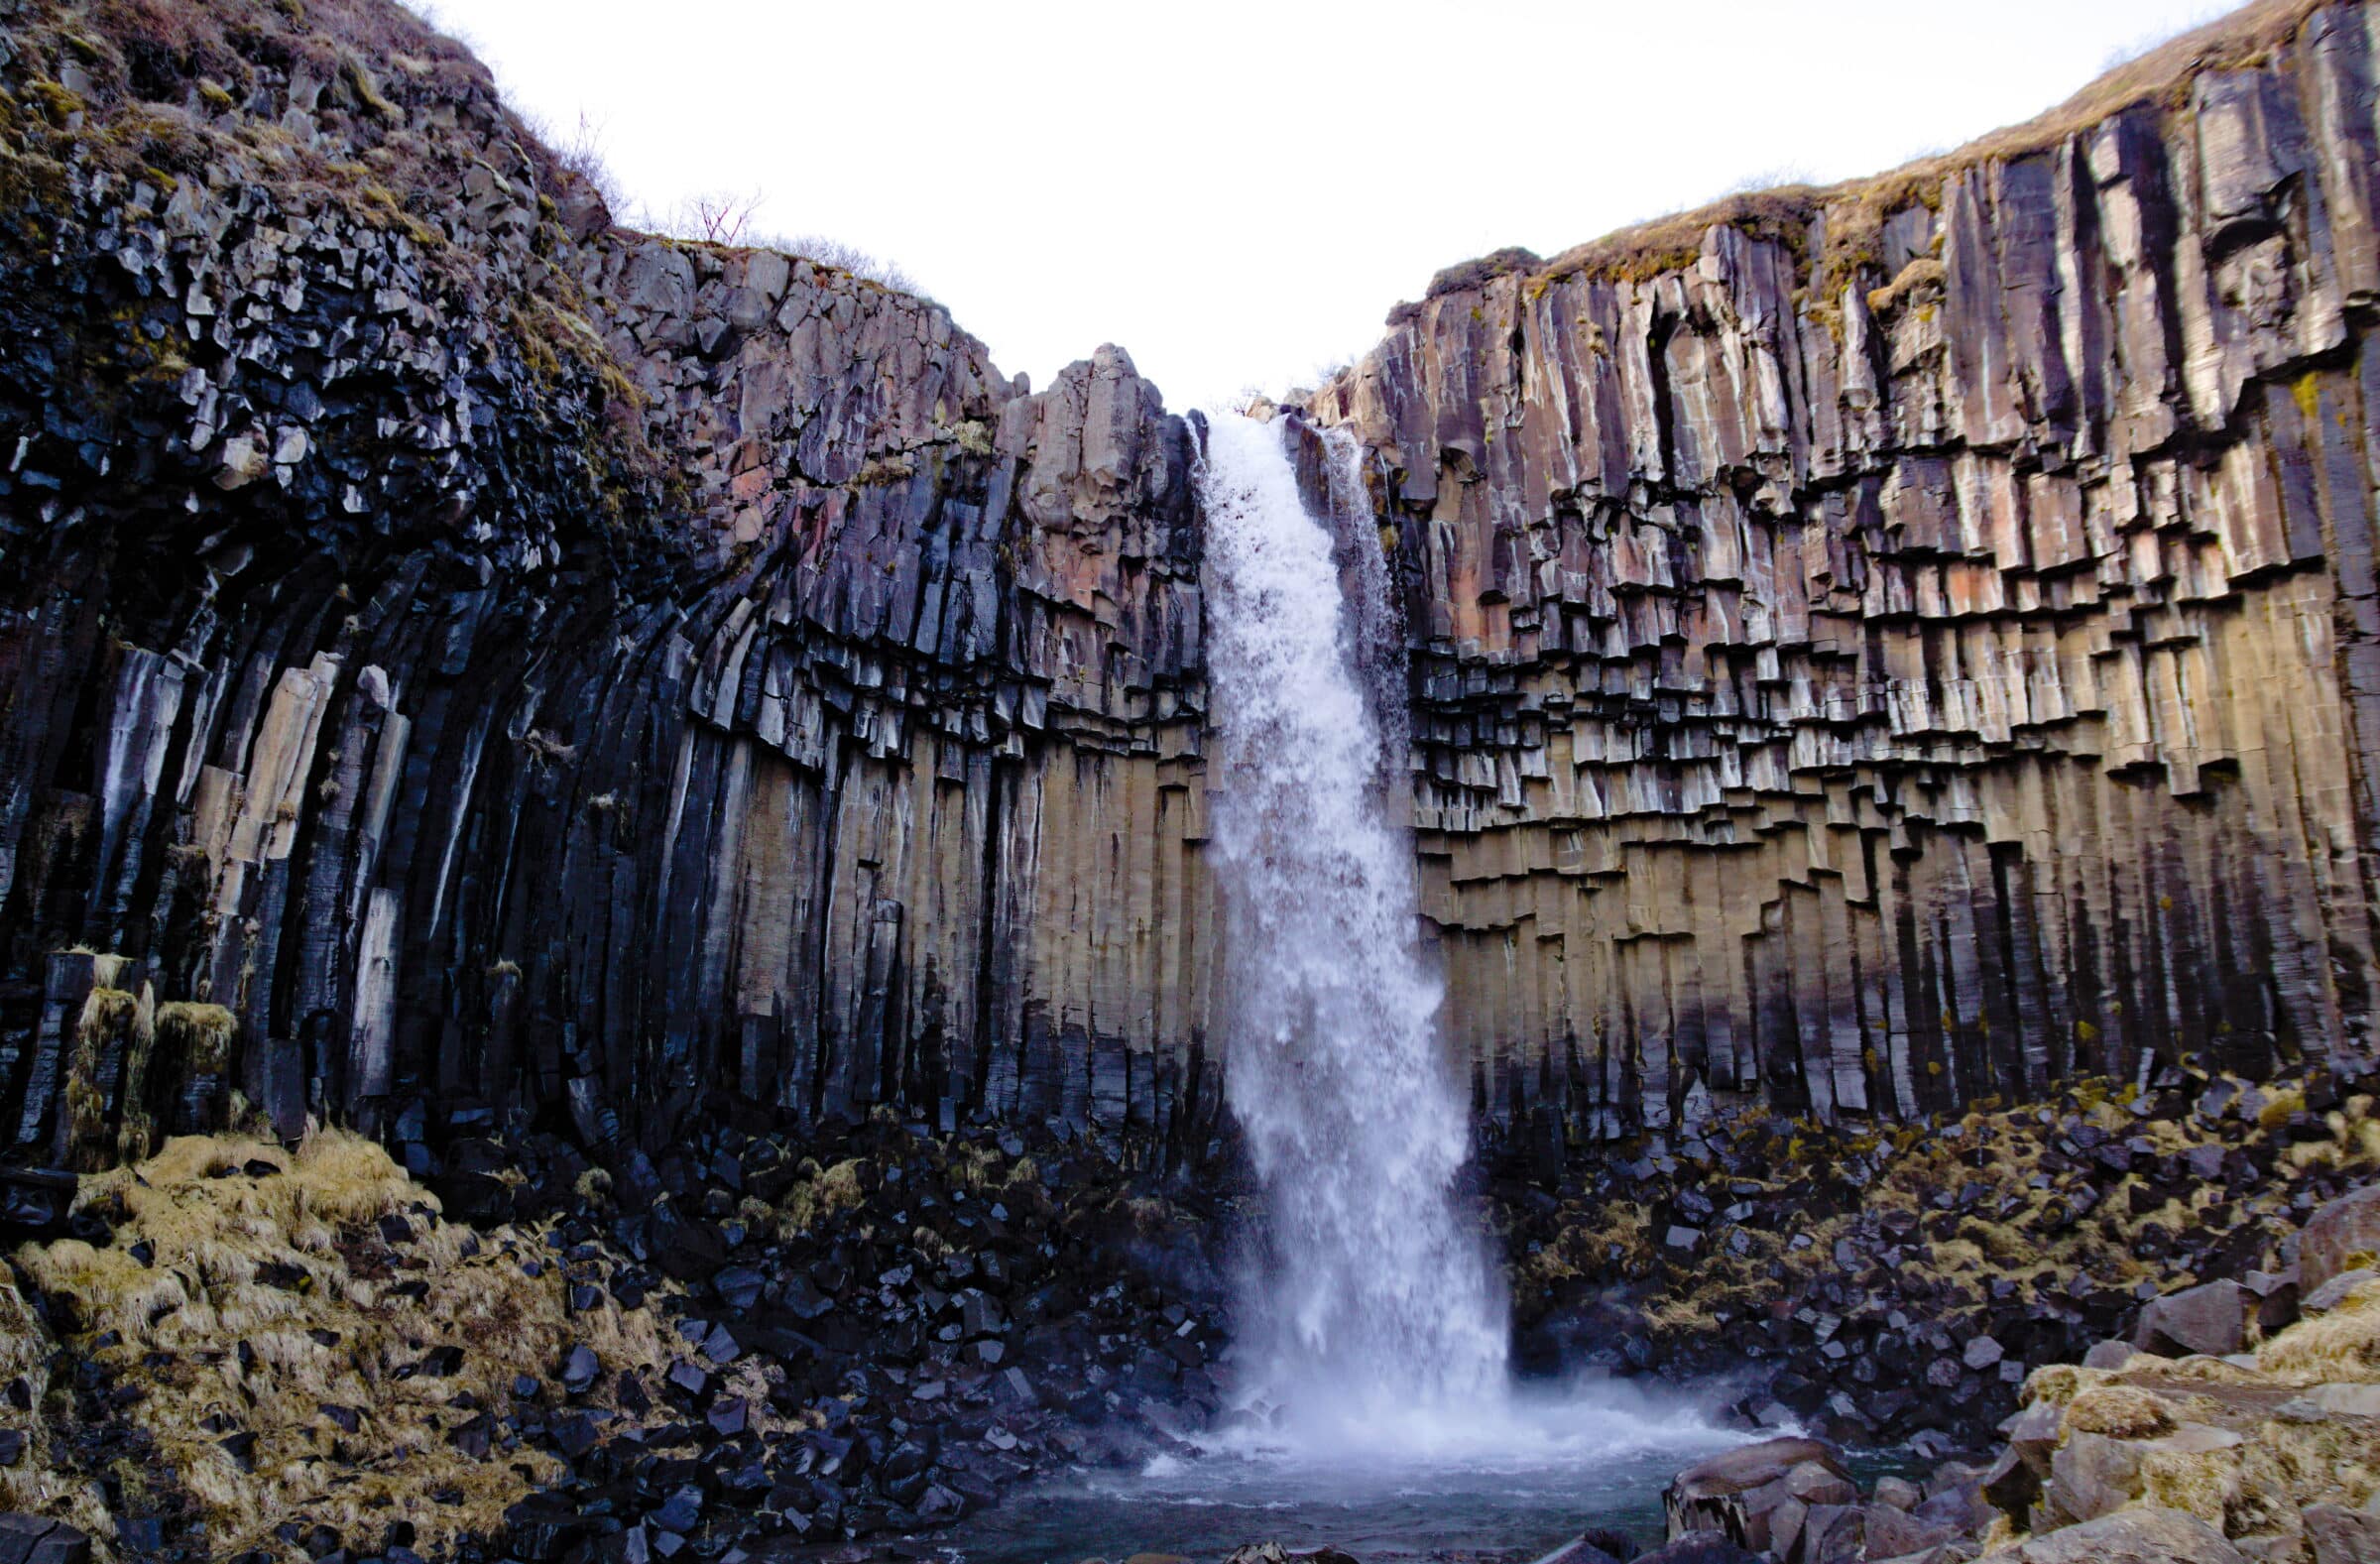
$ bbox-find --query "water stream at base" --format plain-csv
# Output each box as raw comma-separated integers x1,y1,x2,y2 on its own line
941,411,1740,1562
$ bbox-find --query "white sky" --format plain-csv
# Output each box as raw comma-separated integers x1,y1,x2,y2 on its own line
424,0,2228,412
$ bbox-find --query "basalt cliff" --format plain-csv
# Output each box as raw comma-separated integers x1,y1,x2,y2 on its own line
3,0,2380,1179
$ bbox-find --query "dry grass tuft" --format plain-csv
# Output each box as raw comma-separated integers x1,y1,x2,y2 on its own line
2258,1290,2380,1384
0,1269,114,1544
15,1130,673,1561
2065,1384,2177,1439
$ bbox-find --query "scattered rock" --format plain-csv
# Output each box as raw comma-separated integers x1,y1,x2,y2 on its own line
2304,1188,2380,1295
1997,1505,2245,1563
2133,1280,2246,1358
1664,1436,1848,1553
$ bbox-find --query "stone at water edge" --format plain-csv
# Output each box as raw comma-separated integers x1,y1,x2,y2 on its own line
1631,1536,1764,1564
1525,1536,1627,1564
1872,1477,1923,1511
1662,1435,1850,1553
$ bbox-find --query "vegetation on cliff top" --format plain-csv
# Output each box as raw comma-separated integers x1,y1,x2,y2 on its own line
1408,0,2327,315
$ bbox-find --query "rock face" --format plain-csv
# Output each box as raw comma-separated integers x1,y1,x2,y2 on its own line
1312,1,2380,1139
10,0,2380,1165
0,0,1214,1158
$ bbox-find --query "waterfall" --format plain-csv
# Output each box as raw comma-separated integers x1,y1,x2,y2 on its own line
1194,410,1508,1432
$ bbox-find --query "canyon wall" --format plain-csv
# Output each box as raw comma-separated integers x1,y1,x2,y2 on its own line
6,0,2380,1170
1313,0,2380,1145
0,0,1215,1162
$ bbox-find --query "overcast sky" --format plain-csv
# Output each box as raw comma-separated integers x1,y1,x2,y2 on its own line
425,1,2227,411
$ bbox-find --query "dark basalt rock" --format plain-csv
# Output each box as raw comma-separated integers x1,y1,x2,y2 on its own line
0,1170,72,1240
0,1516,89,1564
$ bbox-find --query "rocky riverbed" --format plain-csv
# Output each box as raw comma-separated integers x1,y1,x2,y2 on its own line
1493,1062,2380,1454
4,1063,2378,1561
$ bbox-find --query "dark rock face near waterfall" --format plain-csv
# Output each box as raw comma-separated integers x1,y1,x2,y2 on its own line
1313,0,2380,1144
0,0,1214,1165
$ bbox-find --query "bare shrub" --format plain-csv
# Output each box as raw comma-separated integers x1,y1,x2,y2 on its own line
1720,164,1821,197
538,108,625,214
764,231,929,297
661,188,765,246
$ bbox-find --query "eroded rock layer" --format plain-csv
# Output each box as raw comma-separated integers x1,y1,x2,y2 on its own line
1313,0,2380,1143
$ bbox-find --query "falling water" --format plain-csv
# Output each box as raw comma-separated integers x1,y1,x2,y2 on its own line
936,411,1737,1558
1194,409,1507,1434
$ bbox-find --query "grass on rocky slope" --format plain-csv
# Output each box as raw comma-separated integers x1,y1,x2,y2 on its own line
10,1130,673,1562
1988,1282,2380,1554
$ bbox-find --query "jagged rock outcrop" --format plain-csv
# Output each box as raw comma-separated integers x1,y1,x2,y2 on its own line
0,0,1214,1160
1314,0,2380,1143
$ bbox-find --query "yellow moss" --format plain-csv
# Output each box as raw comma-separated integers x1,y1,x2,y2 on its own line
154,1002,235,1074
1865,256,1945,316
2135,1445,2239,1525
2024,1363,2097,1408
0,1270,114,1549
773,1155,871,1239
14,1131,674,1561
2065,1384,2177,1438
2258,1088,2307,1133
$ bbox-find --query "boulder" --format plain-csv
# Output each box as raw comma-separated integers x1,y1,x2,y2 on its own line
1873,1476,1923,1511
1633,1537,1762,1564
0,1517,92,1564
2303,1186,2380,1294
2047,1430,2145,1522
2304,1502,2380,1564
2000,1506,2245,1562
1786,1503,1862,1564
2305,1269,2379,1316
2133,1279,2246,1358
1527,1538,1626,1564
2083,1340,2139,1371
1860,1502,1965,1559
1664,1437,1848,1553
0,1171,76,1240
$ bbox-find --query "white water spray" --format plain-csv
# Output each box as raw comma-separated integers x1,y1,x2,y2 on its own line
1194,410,1508,1437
